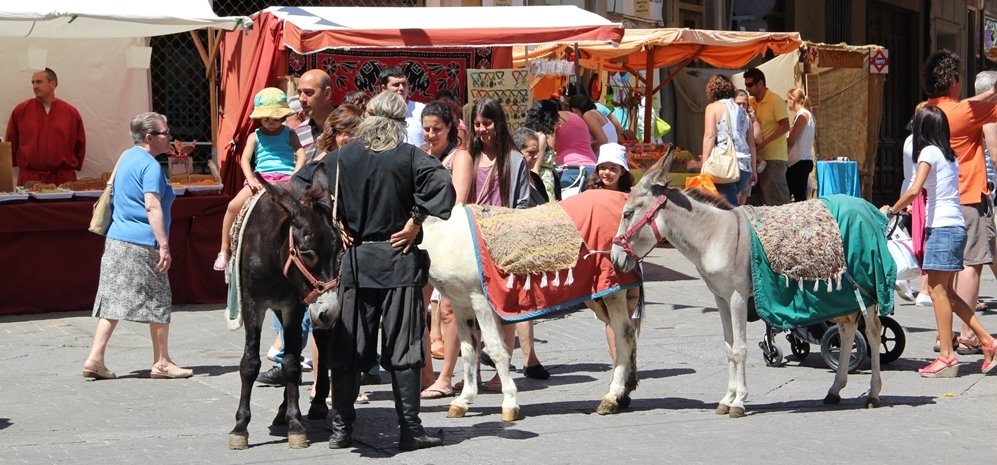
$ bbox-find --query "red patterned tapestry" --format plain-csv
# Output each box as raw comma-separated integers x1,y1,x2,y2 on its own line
287,48,493,105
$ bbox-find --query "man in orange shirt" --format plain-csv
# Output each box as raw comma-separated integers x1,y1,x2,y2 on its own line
923,50,997,354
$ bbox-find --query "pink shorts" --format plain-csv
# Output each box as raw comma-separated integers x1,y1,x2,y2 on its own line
244,172,292,187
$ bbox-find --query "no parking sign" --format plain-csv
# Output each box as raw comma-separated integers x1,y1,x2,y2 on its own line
870,49,889,74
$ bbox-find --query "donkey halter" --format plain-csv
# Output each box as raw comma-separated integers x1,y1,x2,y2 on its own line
283,225,340,304
612,189,671,261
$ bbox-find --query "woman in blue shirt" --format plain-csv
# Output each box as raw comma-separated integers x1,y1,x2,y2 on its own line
82,112,192,380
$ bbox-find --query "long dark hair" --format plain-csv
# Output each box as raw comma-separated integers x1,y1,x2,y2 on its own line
469,98,514,206
912,105,956,164
584,165,634,192
421,101,459,147
525,99,559,134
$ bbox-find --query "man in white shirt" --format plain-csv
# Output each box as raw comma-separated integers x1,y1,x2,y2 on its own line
378,66,425,146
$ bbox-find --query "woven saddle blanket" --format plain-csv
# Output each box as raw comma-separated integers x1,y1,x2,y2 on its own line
469,189,642,322
467,201,582,275
746,195,896,330
225,190,266,330
742,199,846,286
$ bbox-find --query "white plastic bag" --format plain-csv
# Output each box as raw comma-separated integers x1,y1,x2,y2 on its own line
886,215,919,281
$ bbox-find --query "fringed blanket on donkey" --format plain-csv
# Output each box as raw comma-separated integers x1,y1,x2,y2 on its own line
745,194,896,330
466,189,642,321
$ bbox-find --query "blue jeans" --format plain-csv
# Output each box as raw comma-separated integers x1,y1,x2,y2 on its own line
923,225,967,272
715,181,740,206
271,311,311,366
558,165,594,191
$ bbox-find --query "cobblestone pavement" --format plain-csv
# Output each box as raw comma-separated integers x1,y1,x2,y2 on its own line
2,247,996,465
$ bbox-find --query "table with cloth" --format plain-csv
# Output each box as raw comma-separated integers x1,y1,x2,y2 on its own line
0,195,229,315
816,160,861,197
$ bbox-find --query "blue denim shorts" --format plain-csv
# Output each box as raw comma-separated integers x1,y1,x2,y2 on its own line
922,225,967,272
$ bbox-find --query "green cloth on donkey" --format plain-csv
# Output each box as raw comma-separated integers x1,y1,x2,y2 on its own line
748,195,896,330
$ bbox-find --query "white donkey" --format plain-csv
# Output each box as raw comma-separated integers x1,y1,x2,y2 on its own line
610,154,886,417
421,201,641,421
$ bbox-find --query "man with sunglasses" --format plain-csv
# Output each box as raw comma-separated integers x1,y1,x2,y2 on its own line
6,68,86,185
744,68,790,205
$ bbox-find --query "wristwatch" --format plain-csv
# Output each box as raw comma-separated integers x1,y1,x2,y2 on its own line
410,206,427,226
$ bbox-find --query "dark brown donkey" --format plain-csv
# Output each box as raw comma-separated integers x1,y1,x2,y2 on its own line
228,172,342,450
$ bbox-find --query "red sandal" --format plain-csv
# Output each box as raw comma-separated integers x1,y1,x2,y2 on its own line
919,355,959,378
981,339,997,374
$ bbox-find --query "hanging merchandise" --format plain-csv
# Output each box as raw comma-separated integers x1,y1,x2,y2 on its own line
468,69,532,127
529,59,575,77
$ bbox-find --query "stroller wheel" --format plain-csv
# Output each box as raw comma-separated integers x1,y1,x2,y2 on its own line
759,340,783,366
820,326,868,372
874,316,906,364
787,334,810,359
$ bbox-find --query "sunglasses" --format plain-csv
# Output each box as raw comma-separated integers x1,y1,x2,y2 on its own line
148,130,171,137
744,81,756,88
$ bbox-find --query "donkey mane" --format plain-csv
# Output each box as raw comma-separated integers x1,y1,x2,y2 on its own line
680,187,734,210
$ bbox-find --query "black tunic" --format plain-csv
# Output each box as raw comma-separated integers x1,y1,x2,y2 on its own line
294,140,456,370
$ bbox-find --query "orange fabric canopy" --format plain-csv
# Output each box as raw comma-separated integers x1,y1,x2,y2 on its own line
515,28,802,71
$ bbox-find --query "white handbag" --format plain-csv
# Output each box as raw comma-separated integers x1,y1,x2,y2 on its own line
886,215,920,281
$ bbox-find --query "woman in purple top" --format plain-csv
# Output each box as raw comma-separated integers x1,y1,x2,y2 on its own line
82,112,192,381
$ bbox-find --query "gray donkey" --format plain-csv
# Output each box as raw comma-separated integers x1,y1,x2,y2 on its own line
611,153,886,417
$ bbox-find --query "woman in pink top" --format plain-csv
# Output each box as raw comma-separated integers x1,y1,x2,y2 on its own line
530,100,597,191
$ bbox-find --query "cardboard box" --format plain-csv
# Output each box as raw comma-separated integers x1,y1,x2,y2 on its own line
168,156,193,177
0,142,13,192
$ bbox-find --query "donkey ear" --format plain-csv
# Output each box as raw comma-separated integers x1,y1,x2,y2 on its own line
260,173,300,218
645,149,675,186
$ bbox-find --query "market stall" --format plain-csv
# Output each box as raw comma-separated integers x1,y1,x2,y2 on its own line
0,1,248,178
0,1,247,314
514,29,802,143
0,195,228,315
217,5,623,194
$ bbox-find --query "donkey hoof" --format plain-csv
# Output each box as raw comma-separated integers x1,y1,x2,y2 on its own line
823,393,841,405
501,407,520,422
447,405,468,418
865,397,881,409
728,406,746,418
228,433,249,450
715,404,730,415
596,399,618,415
288,433,309,449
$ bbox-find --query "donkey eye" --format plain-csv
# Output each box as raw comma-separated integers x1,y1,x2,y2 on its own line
623,210,634,219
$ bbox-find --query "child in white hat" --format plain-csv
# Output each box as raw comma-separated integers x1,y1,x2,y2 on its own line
214,87,306,271
585,142,635,192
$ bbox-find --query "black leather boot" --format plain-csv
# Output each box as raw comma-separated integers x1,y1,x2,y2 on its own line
328,369,360,449
390,368,443,451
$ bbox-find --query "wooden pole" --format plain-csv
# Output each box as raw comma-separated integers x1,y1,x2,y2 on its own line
643,47,653,142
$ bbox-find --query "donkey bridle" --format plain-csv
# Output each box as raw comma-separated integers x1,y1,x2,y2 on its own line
612,189,671,261
282,225,340,304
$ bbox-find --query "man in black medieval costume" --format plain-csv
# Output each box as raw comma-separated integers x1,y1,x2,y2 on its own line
296,90,455,451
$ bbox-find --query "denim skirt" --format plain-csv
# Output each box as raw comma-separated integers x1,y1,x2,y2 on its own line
922,225,967,272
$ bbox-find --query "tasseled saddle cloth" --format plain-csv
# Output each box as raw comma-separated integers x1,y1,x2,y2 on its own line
467,189,642,322
468,201,582,288
743,199,846,291
225,190,265,330
744,195,896,330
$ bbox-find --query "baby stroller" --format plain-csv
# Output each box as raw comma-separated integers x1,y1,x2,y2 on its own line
758,213,911,371
758,313,906,372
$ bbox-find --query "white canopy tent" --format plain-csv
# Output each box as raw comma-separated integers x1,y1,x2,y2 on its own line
0,0,247,179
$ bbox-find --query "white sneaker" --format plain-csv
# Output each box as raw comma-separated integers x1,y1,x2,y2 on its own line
301,358,313,372
894,281,915,302
266,346,280,362
915,293,933,307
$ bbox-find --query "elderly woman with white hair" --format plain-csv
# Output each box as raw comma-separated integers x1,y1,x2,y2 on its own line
293,90,455,452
